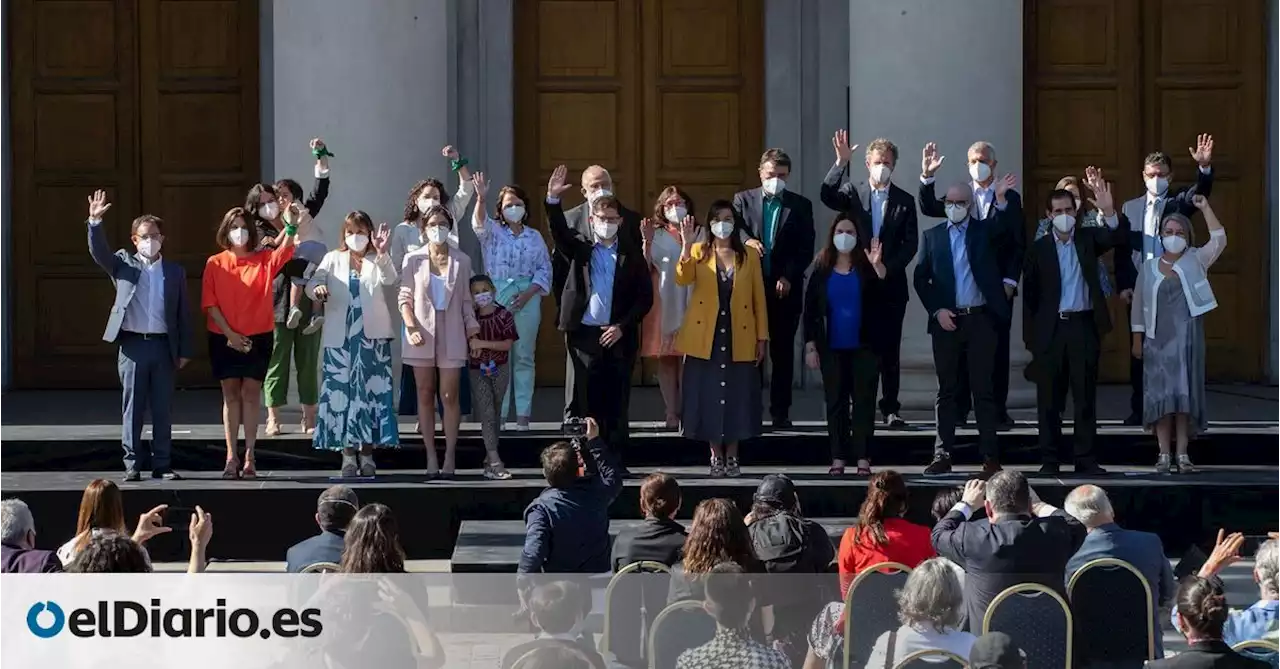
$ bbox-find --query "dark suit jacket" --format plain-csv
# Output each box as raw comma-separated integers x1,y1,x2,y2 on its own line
1146,640,1270,669
1065,523,1176,656
551,200,643,306
544,200,653,334
912,212,1018,334
1021,219,1130,354
931,507,1087,632
610,517,687,572
732,187,816,292
1115,167,1214,292
88,222,194,363
919,180,1025,287
519,437,623,576
1,543,62,573
284,529,346,573
819,164,919,304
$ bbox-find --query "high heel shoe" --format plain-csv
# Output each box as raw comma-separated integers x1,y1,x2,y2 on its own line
222,456,241,480
241,457,257,479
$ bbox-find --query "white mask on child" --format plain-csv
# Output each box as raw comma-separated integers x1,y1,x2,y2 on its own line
474,292,494,307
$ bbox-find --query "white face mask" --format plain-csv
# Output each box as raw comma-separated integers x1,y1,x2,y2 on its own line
762,177,786,196
969,161,992,183
869,163,892,185
136,238,162,258
418,196,439,213
473,292,494,307
710,221,735,239
502,205,526,223
945,204,969,224
1051,214,1076,234
258,202,279,220
426,226,449,245
228,228,250,247
586,188,612,203
1161,234,1188,255
593,220,619,241
833,232,857,252
1145,176,1169,197
346,234,369,253
664,206,687,224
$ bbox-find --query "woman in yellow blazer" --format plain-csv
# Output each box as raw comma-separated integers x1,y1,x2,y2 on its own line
675,199,769,477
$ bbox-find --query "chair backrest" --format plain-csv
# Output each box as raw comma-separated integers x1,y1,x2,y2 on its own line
892,649,969,669
647,600,716,669
982,583,1072,669
1233,640,1280,669
506,639,599,669
300,561,341,574
601,561,672,665
1067,558,1155,662
842,562,913,669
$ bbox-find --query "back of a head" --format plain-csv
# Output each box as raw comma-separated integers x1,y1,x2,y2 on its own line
931,487,964,522
70,531,151,573
985,471,1031,516
317,485,359,533
640,473,681,519
529,580,586,635
541,442,578,489
1175,575,1229,638
512,644,594,669
855,470,908,545
340,503,406,574
76,479,126,543
1064,485,1114,528
751,474,798,521
683,498,754,574
0,498,35,546
897,557,965,633
1256,539,1279,597
703,562,753,628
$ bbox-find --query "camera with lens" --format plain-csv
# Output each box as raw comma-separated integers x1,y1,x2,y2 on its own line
560,417,588,438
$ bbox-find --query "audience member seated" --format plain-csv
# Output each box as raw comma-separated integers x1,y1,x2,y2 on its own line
1065,484,1176,655
286,485,359,572
1,499,61,573
931,487,964,523
68,506,212,574
339,503,407,573
1152,576,1270,669
969,632,1027,669
863,557,976,668
611,472,687,571
931,472,1087,632
1193,531,1279,646
57,478,172,567
502,581,605,669
669,498,762,603
839,470,936,594
676,562,790,669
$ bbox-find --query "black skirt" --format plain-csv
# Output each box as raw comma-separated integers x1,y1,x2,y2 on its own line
208,332,274,381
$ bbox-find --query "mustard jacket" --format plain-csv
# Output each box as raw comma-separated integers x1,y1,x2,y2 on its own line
674,242,769,361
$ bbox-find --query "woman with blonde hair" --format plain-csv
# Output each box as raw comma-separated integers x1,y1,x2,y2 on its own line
641,186,695,427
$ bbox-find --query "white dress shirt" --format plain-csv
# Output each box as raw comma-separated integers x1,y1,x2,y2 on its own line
122,255,167,335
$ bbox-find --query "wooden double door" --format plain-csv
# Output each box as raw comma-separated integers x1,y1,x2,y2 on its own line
514,0,765,384
1024,0,1269,381
8,0,260,388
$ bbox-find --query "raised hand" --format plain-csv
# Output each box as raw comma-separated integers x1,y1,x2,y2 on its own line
1192,194,1209,210
995,173,1017,201
1188,133,1213,167
547,164,572,198
961,479,986,508
865,237,883,266
1087,177,1115,215
132,505,171,544
921,142,945,177
832,129,858,166
1083,165,1104,192
442,145,460,161
472,171,489,199
87,190,112,219
641,217,656,245
373,222,392,254
1199,528,1245,577
188,506,213,550
679,215,698,248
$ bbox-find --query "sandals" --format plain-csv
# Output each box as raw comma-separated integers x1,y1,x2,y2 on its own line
264,418,282,437
483,462,512,480
1176,454,1196,474
222,457,241,480
827,465,846,477
241,457,257,479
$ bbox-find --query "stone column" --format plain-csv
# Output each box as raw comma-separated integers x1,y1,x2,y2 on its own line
848,0,1034,411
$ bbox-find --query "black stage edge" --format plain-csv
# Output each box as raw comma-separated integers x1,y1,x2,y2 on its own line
4,466,1274,565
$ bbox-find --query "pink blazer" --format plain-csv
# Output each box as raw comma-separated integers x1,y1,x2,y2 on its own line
398,246,479,361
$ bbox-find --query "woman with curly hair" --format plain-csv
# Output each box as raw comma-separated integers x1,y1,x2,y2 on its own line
667,498,760,603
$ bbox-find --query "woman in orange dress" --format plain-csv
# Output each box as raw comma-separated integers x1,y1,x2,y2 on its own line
641,187,694,428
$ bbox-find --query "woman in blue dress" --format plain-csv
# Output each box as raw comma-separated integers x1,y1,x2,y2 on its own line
307,211,401,477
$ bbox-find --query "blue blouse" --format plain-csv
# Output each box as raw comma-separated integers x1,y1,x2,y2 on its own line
827,269,862,350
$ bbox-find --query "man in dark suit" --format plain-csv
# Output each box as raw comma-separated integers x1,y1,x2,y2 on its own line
931,471,1087,632
913,179,1019,474
822,132,919,428
552,165,644,428
285,485,359,572
86,190,194,482
920,142,1025,429
545,166,653,457
1023,172,1129,475
0,499,61,573
1115,136,1215,425
1064,484,1176,657
734,148,816,428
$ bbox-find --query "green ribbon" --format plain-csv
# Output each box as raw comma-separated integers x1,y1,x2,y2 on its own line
312,146,335,159
284,224,298,236
450,157,469,172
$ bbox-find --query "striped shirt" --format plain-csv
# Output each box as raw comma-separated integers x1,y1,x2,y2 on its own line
471,305,518,368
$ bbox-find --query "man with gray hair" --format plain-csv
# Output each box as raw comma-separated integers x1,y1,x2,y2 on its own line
1194,529,1279,645
1065,484,1176,656
1,498,61,573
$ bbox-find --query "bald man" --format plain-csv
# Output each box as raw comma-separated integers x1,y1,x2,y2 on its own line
552,166,643,428
913,177,1020,475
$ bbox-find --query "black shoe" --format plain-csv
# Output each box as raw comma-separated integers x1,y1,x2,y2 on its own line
772,417,793,429
981,458,1003,477
884,413,908,429
923,453,953,475
1038,463,1061,475
957,415,972,429
123,468,141,482
1123,413,1143,427
616,466,633,479
996,415,1016,432
1074,462,1108,476
152,470,183,481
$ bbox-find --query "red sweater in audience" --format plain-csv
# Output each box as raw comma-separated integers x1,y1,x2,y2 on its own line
837,517,936,594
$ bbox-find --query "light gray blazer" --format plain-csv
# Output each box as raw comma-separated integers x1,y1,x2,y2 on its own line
87,220,193,362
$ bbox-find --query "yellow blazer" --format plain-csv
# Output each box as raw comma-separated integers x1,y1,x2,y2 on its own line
674,242,769,362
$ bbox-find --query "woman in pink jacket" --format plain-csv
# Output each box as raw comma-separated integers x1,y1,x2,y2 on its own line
399,205,479,478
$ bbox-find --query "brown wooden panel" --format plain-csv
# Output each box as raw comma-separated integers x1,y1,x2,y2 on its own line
1033,89,1118,168
34,94,120,171
35,1,118,78
537,1,618,77
537,93,621,168
33,185,127,265
659,92,742,170
157,93,244,171
1156,0,1237,74
158,184,246,261
1034,0,1119,74
660,0,741,78
158,0,240,76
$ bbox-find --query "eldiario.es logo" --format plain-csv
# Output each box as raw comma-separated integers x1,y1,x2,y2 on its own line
26,599,322,639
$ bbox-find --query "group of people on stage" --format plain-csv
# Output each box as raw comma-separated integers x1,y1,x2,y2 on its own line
87,126,1225,480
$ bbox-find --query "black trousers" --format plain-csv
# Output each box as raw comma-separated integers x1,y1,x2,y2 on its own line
954,297,1013,420
1126,303,1143,418
765,287,802,420
821,347,880,462
1035,312,1100,466
931,311,1000,459
872,298,908,417
566,326,636,453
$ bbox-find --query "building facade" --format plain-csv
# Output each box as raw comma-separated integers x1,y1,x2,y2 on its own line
3,0,1276,402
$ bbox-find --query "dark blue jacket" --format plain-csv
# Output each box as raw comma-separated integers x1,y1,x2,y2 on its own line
1,543,61,573
518,438,623,576
285,530,345,572
913,209,1019,334
1067,523,1177,656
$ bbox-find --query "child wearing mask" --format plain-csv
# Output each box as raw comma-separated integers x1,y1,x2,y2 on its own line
467,274,518,480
